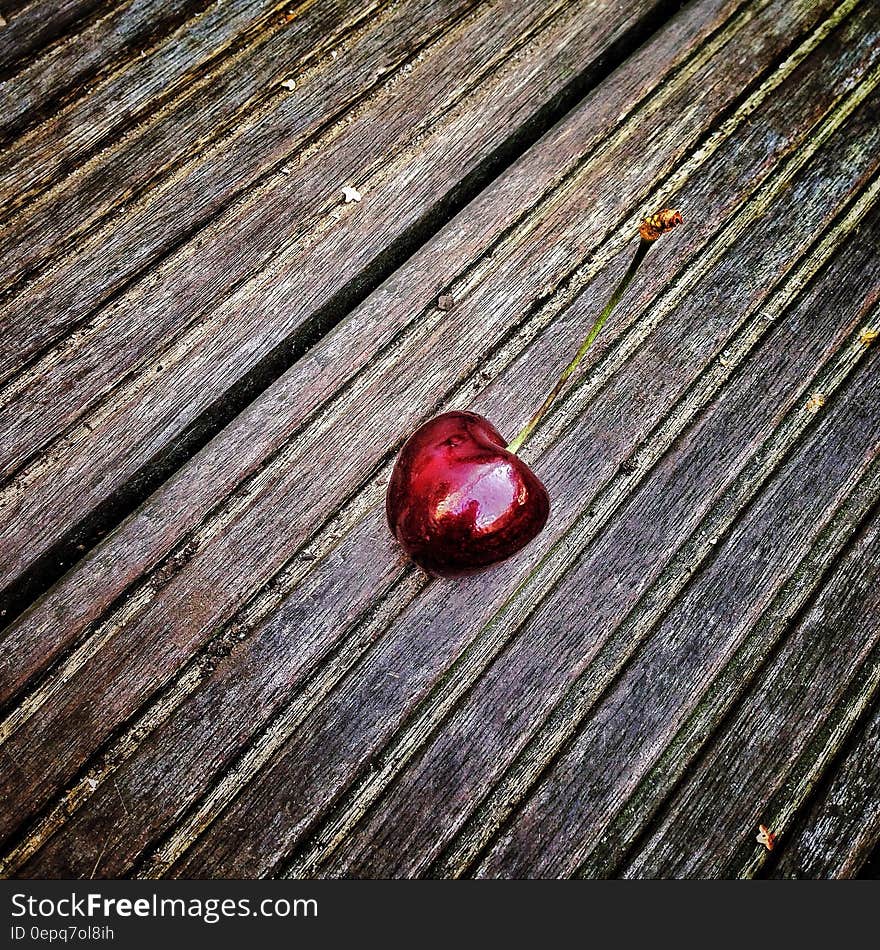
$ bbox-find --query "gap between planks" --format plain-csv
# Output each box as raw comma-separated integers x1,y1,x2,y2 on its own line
0,0,686,629
0,0,872,876
0,0,868,876
765,685,880,878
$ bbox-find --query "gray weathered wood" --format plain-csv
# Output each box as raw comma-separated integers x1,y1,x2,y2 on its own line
0,0,877,880
0,0,671,612
0,1,113,78
769,695,880,878
615,500,880,878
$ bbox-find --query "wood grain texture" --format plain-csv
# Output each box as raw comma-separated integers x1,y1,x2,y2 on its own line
0,0,674,615
770,693,880,878
464,343,880,877
616,494,880,879
1,0,878,880
0,1,115,79
0,0,218,146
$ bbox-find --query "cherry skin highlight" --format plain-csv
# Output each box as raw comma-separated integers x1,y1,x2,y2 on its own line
386,411,550,577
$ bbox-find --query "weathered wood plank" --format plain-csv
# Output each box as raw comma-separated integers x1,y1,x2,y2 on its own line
84,35,880,884
0,0,754,698
0,0,467,371
0,0,221,146
768,695,880,878
0,0,673,615
0,0,313,206
302,213,880,878
613,498,880,879
0,0,412,295
0,0,736,871
0,0,821,872
3,0,870,873
0,1,112,78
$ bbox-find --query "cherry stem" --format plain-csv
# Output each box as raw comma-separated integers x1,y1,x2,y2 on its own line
507,210,681,455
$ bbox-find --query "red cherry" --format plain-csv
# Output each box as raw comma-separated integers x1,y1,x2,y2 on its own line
386,411,550,577
385,210,682,579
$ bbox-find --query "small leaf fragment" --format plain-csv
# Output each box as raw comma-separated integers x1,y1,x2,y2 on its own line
756,824,776,851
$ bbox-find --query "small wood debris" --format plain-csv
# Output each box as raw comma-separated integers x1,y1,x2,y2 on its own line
281,78,296,91
0,14,7,28
719,356,731,367
639,208,683,241
342,186,362,203
437,294,455,311
860,328,878,345
805,392,826,413
756,824,776,851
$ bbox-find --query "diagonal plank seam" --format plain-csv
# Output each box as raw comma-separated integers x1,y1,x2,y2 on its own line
758,682,880,878
491,465,880,878
0,0,220,148
741,648,880,878
0,0,683,625
438,291,880,878
0,0,863,732
3,66,865,879
615,531,880,879
0,0,770,419
0,0,145,85
277,220,880,878
0,0,868,872
0,0,852,574
0,564,430,877
0,0,447,328
0,2,768,624
643,613,880,879
0,0,502,309
205,167,876,880
1,0,855,511
1,0,334,208
2,0,605,315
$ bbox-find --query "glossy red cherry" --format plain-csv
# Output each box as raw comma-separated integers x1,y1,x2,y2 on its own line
386,411,550,577
385,210,682,579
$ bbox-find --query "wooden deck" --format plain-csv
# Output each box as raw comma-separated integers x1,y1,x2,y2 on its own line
1,0,879,879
